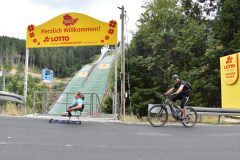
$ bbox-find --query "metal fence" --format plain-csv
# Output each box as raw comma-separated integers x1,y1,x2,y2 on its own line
33,91,101,115
111,92,120,118
33,91,61,114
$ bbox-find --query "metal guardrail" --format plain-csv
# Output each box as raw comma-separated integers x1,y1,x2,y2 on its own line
191,107,240,114
191,106,240,124
0,91,23,104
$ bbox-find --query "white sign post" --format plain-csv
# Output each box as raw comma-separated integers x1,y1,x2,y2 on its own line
24,48,29,115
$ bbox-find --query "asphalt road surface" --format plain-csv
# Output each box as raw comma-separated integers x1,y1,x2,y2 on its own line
0,116,240,160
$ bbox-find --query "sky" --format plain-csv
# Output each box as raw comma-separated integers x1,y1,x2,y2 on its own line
0,0,148,42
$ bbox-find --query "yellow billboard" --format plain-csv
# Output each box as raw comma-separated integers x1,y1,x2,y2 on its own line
220,53,240,109
26,12,117,48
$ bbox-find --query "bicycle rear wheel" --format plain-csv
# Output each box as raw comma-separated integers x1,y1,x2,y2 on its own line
182,107,197,127
148,105,168,127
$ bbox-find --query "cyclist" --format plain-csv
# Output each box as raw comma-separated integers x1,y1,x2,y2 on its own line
164,74,191,119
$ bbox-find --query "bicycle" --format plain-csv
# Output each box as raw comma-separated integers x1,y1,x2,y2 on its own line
148,94,197,127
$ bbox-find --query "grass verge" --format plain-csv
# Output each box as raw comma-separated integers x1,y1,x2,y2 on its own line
0,103,34,116
120,115,240,125
0,103,22,116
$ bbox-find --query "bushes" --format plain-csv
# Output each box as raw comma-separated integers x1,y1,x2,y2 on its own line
5,75,48,111
102,96,113,114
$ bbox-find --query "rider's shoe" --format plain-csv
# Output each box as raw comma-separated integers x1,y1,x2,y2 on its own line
61,112,72,117
68,111,72,117
61,112,68,117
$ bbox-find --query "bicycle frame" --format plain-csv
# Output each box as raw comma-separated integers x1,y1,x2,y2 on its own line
163,97,181,120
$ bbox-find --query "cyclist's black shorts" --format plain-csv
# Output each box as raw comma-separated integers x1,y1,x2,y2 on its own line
170,92,189,108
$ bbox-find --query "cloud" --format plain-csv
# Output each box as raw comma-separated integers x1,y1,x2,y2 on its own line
30,0,98,10
0,0,146,41
0,0,61,39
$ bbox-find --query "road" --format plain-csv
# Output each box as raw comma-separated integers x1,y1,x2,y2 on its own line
0,116,240,160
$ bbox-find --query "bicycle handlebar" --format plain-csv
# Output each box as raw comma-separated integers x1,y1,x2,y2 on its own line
160,94,175,98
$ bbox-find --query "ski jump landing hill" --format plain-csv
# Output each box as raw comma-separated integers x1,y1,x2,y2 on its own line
48,46,115,115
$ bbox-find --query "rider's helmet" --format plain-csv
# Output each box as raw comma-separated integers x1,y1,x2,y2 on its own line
172,74,179,80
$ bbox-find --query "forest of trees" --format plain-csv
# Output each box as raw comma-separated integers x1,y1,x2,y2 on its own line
29,46,102,77
0,36,102,77
126,0,240,116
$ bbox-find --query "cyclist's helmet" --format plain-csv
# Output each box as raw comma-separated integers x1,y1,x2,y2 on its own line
172,74,179,80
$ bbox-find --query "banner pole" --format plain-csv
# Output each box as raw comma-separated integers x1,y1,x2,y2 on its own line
114,44,118,119
24,48,29,115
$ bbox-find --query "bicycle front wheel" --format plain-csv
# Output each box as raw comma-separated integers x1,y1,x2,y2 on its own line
148,105,168,127
182,107,197,127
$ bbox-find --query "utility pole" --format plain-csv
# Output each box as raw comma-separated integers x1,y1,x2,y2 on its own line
118,6,125,120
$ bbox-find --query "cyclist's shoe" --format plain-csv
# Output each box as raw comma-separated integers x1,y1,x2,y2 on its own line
180,115,188,121
180,115,190,123
180,117,187,123
179,117,184,121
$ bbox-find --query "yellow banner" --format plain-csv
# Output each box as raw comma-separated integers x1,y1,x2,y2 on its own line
26,12,117,48
220,54,239,85
220,53,240,109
